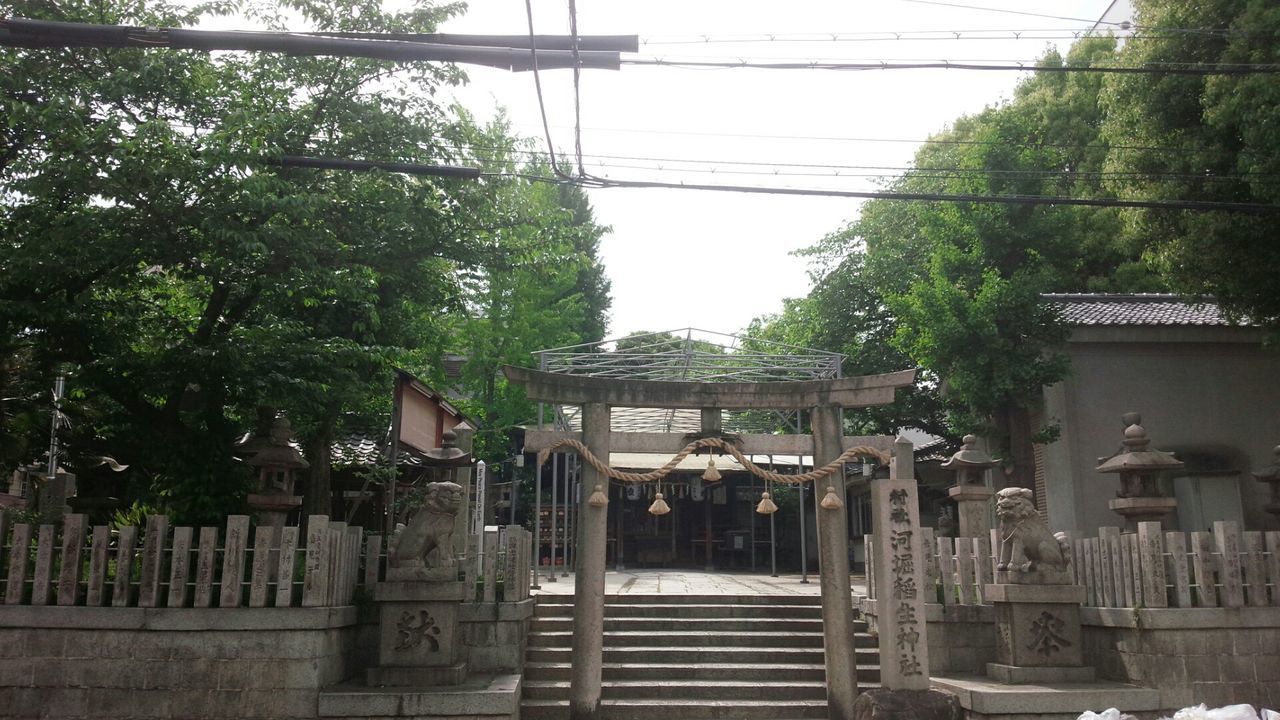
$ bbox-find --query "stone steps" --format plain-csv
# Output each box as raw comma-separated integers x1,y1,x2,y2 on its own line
523,661,883,683
526,645,882,664
534,602,825,619
521,592,881,720
531,616,828,632
521,698,831,720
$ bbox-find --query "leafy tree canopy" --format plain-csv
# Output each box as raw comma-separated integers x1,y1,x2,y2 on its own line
0,0,611,523
1101,0,1280,328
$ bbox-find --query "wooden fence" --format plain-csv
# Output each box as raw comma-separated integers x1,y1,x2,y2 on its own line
0,514,533,609
866,521,1280,610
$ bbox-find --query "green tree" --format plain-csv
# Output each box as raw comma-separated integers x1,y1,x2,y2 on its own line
768,38,1164,485
0,0,596,523
440,124,612,463
1101,0,1280,327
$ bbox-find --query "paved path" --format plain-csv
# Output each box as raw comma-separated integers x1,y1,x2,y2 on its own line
531,568,869,596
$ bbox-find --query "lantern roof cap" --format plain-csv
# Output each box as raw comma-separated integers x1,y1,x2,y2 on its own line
1095,413,1183,474
941,434,999,470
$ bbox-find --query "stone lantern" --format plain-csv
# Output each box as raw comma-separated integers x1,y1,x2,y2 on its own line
246,416,308,534
942,435,999,537
1095,413,1182,528
1251,445,1280,522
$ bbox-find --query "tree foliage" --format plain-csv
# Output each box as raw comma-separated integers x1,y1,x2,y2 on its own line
0,0,611,523
756,38,1169,484
1101,0,1280,327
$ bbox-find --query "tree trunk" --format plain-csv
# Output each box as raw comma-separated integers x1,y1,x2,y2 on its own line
303,417,335,518
1005,403,1037,491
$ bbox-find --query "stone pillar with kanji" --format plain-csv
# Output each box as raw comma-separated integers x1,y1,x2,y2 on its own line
869,437,930,690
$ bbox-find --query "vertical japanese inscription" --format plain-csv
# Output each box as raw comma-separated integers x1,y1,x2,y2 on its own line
888,488,923,677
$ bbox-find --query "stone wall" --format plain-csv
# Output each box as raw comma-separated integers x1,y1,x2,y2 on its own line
0,600,533,720
1082,606,1280,712
0,606,357,719
857,599,996,674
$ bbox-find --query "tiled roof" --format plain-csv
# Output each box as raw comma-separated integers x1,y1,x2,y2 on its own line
1043,294,1239,327
331,430,424,468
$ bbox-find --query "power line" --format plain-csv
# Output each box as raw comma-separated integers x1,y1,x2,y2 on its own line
638,28,1267,45
522,0,569,179
572,175,1280,213
496,123,1218,156
895,0,1123,26
624,57,1280,75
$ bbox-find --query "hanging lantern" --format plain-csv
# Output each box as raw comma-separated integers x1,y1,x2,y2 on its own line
702,456,722,482
819,485,844,510
755,491,778,515
588,483,609,507
648,491,671,516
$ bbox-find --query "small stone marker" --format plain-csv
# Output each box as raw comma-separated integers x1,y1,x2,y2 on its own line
86,525,110,606
219,515,250,607
249,525,274,607
32,524,55,605
57,514,86,606
5,524,31,605
167,526,193,608
138,515,169,608
194,526,219,608
112,525,138,607
275,526,299,607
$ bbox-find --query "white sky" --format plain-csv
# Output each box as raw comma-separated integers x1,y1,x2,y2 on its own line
439,1,1120,340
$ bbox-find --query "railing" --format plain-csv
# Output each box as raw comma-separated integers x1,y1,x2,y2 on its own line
0,513,534,609
866,522,1280,609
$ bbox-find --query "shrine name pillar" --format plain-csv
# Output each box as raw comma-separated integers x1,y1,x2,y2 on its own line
811,404,859,720
570,402,610,720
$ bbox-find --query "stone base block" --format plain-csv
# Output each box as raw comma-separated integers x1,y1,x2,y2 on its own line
366,662,468,687
931,673,1160,719
1108,497,1177,523
986,662,1096,685
374,581,467,603
993,600,1084,668
851,688,962,720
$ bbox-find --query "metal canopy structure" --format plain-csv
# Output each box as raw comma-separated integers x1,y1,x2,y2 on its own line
534,328,844,434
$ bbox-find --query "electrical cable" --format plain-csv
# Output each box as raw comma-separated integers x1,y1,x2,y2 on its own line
895,0,1124,26
522,0,570,180
623,57,1280,75
487,172,1280,214
568,0,586,177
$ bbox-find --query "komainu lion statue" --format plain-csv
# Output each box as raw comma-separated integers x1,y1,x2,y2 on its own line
995,487,1070,573
388,481,464,580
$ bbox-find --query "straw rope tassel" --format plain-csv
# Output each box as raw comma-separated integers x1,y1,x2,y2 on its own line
648,480,670,515
755,491,778,515
588,483,608,507
702,456,721,482
819,485,844,510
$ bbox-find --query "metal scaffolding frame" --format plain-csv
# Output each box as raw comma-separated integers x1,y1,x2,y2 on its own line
534,328,843,434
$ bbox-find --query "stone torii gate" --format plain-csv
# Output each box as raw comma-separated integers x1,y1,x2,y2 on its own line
504,365,916,720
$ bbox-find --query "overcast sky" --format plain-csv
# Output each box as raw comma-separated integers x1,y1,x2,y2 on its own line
439,0,1121,341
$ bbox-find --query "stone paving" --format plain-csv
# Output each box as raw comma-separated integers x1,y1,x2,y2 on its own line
530,568,869,596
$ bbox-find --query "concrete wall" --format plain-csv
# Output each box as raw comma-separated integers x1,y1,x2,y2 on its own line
0,606,357,719
0,601,533,720
1082,606,1280,712
1042,326,1280,534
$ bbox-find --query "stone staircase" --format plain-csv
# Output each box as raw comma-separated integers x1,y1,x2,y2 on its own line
522,593,880,720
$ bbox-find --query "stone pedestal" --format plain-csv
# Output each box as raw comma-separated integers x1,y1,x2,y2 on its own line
247,493,302,537
947,484,993,538
1108,496,1177,529
984,583,1094,685
367,581,468,687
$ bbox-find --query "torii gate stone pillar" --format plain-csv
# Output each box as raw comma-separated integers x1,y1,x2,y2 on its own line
812,405,859,720
570,402,610,720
